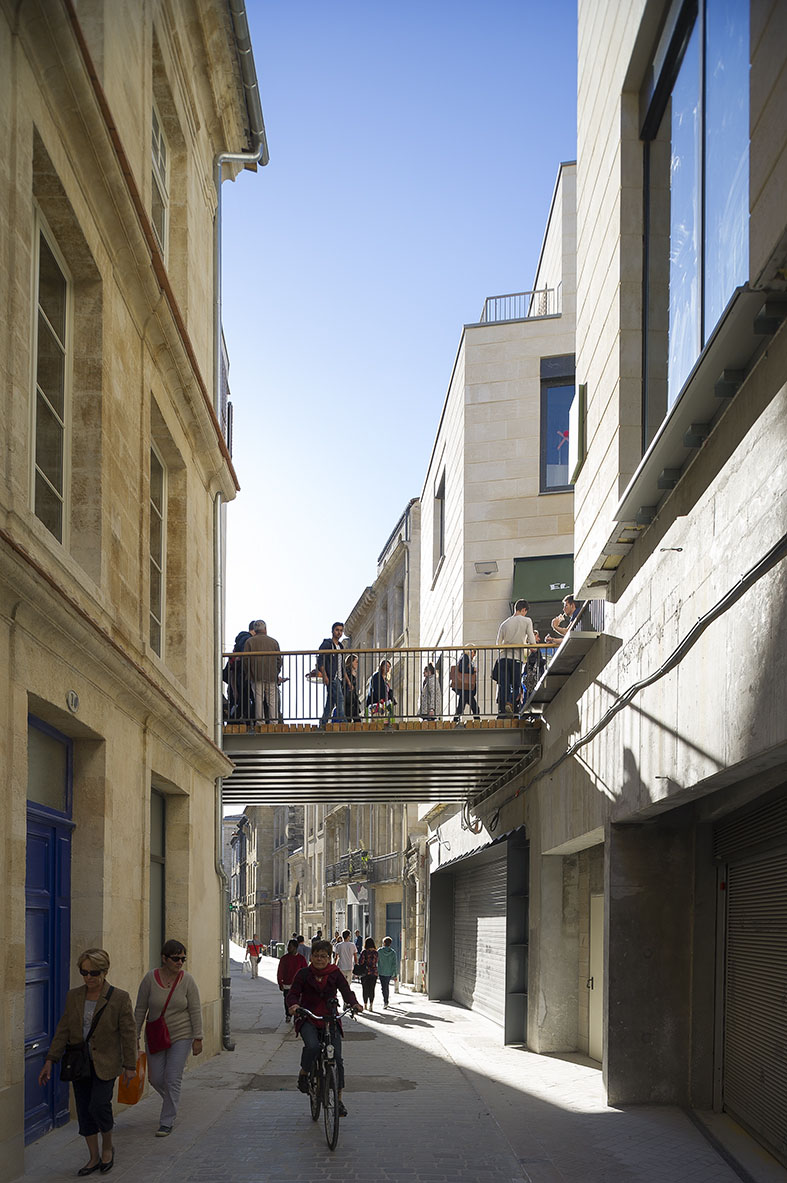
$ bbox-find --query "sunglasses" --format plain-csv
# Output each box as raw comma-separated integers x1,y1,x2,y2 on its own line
167,955,187,963
79,969,103,977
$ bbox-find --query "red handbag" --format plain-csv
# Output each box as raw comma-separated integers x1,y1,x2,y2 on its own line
145,972,181,1055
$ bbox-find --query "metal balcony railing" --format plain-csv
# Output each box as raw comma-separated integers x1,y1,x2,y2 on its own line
479,285,561,324
222,644,559,728
368,851,403,883
326,850,369,886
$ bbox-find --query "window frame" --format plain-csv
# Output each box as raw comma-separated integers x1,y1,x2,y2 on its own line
539,354,575,494
151,103,169,256
149,443,167,657
432,470,446,578
31,209,73,544
640,0,750,452
149,788,166,970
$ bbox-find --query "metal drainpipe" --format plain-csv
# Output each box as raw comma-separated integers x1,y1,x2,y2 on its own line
213,0,269,1052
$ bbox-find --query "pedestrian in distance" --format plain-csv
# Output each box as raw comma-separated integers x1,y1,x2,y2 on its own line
134,939,203,1138
358,937,379,1011
296,934,310,961
277,940,308,1022
354,929,363,954
287,939,363,1117
38,947,136,1176
377,936,399,1009
333,929,358,984
343,653,362,721
244,933,263,979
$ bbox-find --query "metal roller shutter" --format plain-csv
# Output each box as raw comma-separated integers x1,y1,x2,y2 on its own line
724,851,787,1166
452,851,507,1026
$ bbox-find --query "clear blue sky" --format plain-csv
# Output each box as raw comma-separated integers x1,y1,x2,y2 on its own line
221,0,577,652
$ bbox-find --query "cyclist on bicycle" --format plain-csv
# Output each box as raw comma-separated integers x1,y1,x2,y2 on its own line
287,939,363,1116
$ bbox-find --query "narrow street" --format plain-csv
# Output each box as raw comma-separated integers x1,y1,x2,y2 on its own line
17,955,762,1183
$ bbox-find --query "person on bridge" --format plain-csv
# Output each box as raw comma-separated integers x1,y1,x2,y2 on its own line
243,620,282,724
496,599,535,716
317,622,346,727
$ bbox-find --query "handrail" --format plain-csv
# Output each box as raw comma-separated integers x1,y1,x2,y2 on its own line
222,643,560,727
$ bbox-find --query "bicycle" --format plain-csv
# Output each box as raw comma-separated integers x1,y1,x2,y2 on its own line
294,1001,357,1149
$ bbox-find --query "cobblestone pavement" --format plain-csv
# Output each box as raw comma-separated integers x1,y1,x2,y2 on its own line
17,956,784,1183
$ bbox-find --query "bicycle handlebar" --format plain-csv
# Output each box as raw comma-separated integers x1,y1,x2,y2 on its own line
295,1005,358,1022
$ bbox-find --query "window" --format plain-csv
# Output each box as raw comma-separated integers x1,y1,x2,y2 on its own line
151,105,169,254
433,471,445,575
149,445,166,656
27,717,72,815
33,221,70,541
540,355,575,492
149,791,165,970
642,0,749,448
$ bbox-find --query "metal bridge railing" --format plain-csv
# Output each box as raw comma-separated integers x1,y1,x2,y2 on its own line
222,644,558,728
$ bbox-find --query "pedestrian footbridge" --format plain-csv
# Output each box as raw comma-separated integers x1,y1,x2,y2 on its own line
221,636,597,805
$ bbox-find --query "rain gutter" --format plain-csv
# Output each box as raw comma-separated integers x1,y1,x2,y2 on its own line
213,0,269,1052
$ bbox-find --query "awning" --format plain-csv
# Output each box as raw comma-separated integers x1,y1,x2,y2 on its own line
513,554,573,602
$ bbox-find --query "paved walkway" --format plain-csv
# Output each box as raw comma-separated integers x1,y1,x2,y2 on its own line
17,956,785,1183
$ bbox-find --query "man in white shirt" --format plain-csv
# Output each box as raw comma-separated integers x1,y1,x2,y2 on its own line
496,599,536,716
333,929,358,984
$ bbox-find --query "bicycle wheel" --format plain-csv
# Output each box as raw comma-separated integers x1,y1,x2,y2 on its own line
308,1064,321,1120
323,1063,340,1150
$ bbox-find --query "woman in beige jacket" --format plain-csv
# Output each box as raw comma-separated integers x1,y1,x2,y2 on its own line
38,947,136,1176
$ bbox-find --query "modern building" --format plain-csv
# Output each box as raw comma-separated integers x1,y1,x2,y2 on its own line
421,162,577,1041
525,1,787,1165
1,1,265,1173
428,0,787,1171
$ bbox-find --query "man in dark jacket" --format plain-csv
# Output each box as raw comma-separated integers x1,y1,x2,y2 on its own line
316,622,346,727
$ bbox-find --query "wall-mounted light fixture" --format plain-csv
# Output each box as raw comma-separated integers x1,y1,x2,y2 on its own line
474,560,498,576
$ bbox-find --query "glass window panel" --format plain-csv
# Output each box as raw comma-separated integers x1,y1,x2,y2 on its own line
542,383,574,490
149,509,162,562
35,393,64,490
152,174,166,250
667,20,701,407
36,314,66,417
150,613,161,656
704,0,749,338
35,471,63,539
38,235,67,341
150,558,162,614
150,449,164,514
27,724,68,812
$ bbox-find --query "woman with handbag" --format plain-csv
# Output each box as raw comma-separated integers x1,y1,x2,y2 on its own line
134,939,203,1137
37,947,136,1176
452,648,480,724
357,937,379,1012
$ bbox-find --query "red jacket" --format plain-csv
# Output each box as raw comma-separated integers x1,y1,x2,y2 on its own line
286,963,358,1032
277,951,307,989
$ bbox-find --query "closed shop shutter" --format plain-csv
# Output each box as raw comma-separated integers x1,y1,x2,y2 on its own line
452,851,507,1026
723,850,787,1166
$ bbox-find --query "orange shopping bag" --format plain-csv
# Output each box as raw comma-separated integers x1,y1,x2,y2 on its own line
117,1052,147,1105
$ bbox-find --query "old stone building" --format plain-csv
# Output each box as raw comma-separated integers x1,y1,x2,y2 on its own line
0,0,265,1172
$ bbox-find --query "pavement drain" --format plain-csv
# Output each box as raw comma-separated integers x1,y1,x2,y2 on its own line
246,1074,416,1093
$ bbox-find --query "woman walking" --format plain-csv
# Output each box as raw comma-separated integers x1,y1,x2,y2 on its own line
419,662,440,718
134,939,203,1137
38,947,136,1176
358,937,379,1011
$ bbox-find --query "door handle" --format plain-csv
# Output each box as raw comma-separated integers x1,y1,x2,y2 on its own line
586,977,594,990
27,1042,41,1051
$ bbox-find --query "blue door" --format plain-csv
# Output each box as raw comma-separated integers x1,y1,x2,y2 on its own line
25,718,73,1144
385,903,402,961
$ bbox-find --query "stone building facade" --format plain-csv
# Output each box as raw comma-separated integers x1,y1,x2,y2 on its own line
0,1,263,1172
